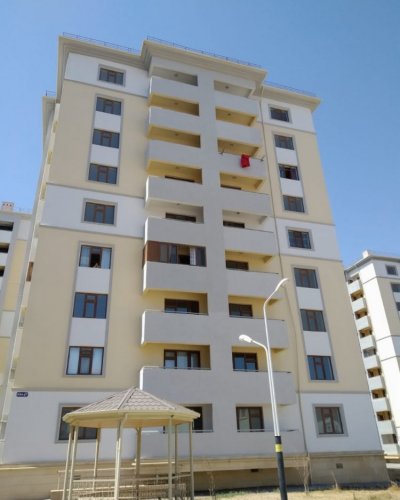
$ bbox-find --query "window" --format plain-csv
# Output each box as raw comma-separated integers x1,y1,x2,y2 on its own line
226,260,249,271
164,299,199,314
186,406,204,432
382,434,398,444
229,304,253,317
223,220,245,228
270,107,289,122
236,407,263,432
165,213,196,222
144,241,206,267
84,202,115,225
58,407,98,441
0,222,13,231
279,164,299,180
0,267,4,277
0,244,9,254
391,283,400,293
315,407,344,435
288,230,311,249
274,135,294,150
164,350,200,369
79,246,111,269
283,195,305,213
99,67,124,85
96,97,121,115
67,347,104,375
233,353,258,371
73,293,108,319
301,309,326,331
396,302,400,312
165,175,195,183
88,164,117,184
294,268,318,288
386,265,397,276
92,129,120,148
308,356,334,380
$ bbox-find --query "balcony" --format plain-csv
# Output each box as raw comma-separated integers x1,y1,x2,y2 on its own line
146,140,200,170
352,297,368,313
226,270,281,299
215,91,258,120
145,176,203,209
216,121,261,156
383,444,400,456
141,310,211,345
220,188,272,218
0,253,8,267
143,261,208,293
378,420,396,435
228,317,288,350
223,227,277,256
372,397,391,413
364,355,380,370
0,230,12,244
145,217,205,247
347,279,362,296
218,153,266,181
148,107,200,136
140,366,295,405
360,334,376,351
356,315,372,332
368,375,385,391
149,76,199,110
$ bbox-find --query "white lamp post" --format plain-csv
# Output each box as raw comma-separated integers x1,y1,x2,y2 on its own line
239,277,289,500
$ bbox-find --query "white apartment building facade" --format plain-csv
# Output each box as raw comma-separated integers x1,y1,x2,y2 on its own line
345,251,400,462
0,35,388,496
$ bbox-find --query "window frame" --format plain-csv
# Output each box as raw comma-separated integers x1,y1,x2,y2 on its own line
301,309,326,332
88,163,118,185
279,164,299,181
274,134,295,150
391,283,400,293
66,346,104,376
232,352,258,371
165,213,196,223
84,202,116,225
79,245,112,269
226,260,249,271
288,229,312,249
98,67,125,85
92,129,120,149
386,265,398,276
270,106,290,122
57,406,98,442
294,268,319,289
308,355,335,381
164,299,200,314
223,220,245,228
236,407,264,432
96,96,122,115
229,303,253,318
283,195,305,213
164,349,201,369
73,292,108,319
314,406,345,436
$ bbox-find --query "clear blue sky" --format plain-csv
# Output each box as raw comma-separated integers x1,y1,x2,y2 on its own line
1,0,399,266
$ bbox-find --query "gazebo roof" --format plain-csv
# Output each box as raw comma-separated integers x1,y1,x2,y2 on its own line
63,387,200,428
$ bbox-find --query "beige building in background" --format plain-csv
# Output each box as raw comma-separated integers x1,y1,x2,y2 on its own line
0,35,389,497
345,251,400,465
0,202,31,400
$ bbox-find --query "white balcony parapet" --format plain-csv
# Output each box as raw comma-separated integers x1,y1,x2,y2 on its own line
218,152,266,178
143,261,208,293
146,140,200,168
149,76,199,103
359,334,376,351
145,217,205,247
0,230,12,244
352,297,367,313
367,375,385,391
145,176,203,208
148,107,200,135
364,355,380,371
372,397,391,413
0,253,8,267
226,269,281,299
216,120,261,147
223,227,277,256
377,420,396,435
214,90,259,118
347,279,362,295
356,315,372,332
220,188,272,217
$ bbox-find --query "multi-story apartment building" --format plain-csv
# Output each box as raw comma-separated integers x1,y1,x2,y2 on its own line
345,251,400,463
0,35,388,496
0,202,31,398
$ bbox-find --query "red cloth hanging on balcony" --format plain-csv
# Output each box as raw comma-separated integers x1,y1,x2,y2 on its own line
240,154,250,168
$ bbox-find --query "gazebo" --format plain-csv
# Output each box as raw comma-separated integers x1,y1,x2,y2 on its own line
61,387,200,500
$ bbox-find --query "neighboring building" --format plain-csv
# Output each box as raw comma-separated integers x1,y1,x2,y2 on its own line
0,35,388,495
345,250,400,461
0,202,31,393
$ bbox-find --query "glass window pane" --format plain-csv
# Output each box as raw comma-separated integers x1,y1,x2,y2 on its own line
96,295,107,318
233,355,245,370
80,355,91,374
67,347,79,374
177,352,188,368
84,203,95,222
238,409,250,430
79,246,90,267
73,294,84,317
105,206,115,224
92,348,103,375
101,248,111,269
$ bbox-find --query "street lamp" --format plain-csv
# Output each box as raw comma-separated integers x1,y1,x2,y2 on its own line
239,277,289,500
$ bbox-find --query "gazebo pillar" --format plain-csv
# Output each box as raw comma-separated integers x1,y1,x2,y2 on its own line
168,417,173,500
67,425,79,500
189,424,194,500
114,417,126,500
93,428,101,486
135,427,142,478
174,424,179,500
62,426,74,500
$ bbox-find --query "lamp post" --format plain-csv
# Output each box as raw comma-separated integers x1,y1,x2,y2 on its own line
239,277,289,500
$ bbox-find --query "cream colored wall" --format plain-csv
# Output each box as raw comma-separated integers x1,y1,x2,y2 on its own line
262,124,334,225
0,337,9,380
49,80,148,198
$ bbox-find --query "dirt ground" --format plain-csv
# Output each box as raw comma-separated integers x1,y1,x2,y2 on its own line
197,484,400,499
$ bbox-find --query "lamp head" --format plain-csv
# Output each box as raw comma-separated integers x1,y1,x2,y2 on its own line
239,334,253,344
